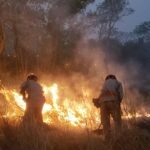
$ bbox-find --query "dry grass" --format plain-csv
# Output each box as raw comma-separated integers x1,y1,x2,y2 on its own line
0,118,150,150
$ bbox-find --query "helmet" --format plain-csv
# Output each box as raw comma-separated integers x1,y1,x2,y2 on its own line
27,73,38,81
105,74,116,80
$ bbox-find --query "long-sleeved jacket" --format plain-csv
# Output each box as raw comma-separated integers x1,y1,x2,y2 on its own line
99,79,123,103
20,80,45,104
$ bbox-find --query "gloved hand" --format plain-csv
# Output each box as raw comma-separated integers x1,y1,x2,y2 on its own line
23,95,27,102
92,98,101,108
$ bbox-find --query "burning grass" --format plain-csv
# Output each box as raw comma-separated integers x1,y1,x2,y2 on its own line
0,83,100,128
0,82,150,129
0,82,150,149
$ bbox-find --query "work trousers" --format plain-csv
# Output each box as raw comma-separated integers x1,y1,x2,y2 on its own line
23,102,44,124
100,101,122,139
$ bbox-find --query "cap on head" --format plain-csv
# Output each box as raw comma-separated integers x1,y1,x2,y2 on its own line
27,73,38,81
105,74,116,80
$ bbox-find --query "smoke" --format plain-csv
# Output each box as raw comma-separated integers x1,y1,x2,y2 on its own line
0,0,149,110
69,37,150,111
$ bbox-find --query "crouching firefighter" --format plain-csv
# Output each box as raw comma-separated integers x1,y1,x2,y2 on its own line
20,73,46,124
93,74,123,139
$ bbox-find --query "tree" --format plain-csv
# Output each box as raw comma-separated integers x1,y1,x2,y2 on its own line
0,0,95,75
68,0,95,14
134,21,150,42
88,0,133,40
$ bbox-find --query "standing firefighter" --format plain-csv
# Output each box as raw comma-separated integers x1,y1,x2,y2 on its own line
93,74,123,140
20,73,45,124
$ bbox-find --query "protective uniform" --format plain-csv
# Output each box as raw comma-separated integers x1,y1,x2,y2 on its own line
20,76,45,124
98,75,123,139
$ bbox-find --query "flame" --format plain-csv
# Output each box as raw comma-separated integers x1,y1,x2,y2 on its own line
0,83,150,128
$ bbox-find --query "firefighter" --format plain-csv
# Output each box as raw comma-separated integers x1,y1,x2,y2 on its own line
96,75,123,140
20,73,45,124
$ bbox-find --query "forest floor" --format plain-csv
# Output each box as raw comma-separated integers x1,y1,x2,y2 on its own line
0,117,150,150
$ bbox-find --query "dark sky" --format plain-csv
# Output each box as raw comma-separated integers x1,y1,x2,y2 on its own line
89,0,150,32
117,0,150,32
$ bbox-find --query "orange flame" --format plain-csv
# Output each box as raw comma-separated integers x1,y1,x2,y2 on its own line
0,83,150,128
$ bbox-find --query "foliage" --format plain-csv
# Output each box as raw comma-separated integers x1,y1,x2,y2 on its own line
0,0,94,75
67,0,95,14
88,0,133,40
134,21,150,35
134,21,150,41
